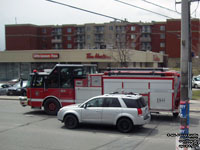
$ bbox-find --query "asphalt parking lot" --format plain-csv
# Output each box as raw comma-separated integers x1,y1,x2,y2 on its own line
0,99,200,150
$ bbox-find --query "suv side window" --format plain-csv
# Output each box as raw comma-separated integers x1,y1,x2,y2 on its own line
122,98,140,108
86,98,104,107
103,98,121,107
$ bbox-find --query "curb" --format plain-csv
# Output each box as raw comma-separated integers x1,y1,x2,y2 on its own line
0,96,19,101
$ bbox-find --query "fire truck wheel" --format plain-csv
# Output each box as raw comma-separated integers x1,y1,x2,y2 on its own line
44,98,61,115
173,112,179,118
64,114,79,129
117,118,133,133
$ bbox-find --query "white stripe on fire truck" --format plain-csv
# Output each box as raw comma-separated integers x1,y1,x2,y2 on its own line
60,100,75,103
30,99,75,103
30,99,43,102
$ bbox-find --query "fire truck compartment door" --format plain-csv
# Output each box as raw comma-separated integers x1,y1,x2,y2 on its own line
75,87,101,104
149,80,173,110
103,79,149,94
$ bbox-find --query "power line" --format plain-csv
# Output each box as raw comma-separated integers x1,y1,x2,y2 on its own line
140,0,181,15
114,0,174,19
45,0,125,22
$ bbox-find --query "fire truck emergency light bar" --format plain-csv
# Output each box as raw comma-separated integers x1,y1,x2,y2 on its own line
107,67,169,72
104,71,180,77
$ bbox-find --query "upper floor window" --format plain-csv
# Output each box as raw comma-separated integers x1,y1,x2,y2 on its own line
160,42,165,48
67,28,72,33
131,34,136,39
160,25,165,31
42,28,46,34
131,42,136,48
67,36,72,41
67,44,72,49
131,26,135,31
109,26,113,30
160,34,165,39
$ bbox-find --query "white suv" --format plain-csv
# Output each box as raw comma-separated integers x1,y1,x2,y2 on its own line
57,94,151,133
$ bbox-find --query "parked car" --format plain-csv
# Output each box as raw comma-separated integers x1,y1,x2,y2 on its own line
7,78,20,86
0,83,11,95
57,93,151,133
192,76,200,88
6,81,27,96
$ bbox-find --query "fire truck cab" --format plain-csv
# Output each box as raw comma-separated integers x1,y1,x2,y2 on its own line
23,64,97,115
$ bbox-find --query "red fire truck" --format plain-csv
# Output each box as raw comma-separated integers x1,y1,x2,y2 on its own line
20,65,180,117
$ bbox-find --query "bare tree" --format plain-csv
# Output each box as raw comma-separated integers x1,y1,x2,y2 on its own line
112,29,141,67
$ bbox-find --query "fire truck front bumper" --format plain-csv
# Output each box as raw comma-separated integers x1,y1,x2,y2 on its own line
19,96,28,107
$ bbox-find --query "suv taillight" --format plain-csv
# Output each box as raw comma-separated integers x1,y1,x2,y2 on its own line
137,108,142,116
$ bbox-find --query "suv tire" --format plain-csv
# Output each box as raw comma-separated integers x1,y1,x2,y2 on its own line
117,118,133,133
64,115,79,129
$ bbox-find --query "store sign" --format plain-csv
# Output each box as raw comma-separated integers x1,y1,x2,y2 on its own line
33,53,59,59
153,55,160,61
86,53,111,59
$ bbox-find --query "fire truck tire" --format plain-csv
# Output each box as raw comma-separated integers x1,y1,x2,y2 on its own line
44,98,61,115
64,114,79,129
173,112,179,118
117,117,133,133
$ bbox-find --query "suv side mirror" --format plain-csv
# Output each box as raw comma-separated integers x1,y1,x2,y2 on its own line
84,104,87,109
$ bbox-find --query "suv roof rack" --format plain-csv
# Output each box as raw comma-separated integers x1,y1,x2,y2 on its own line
109,92,139,96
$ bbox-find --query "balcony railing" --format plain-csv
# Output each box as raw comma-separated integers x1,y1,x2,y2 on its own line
75,39,85,43
140,37,151,42
51,31,62,35
141,29,151,33
51,39,62,43
95,39,104,43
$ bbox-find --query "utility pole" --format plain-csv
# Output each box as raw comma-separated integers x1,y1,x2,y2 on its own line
180,0,191,136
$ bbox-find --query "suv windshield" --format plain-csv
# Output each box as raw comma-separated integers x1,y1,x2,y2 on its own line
194,77,200,81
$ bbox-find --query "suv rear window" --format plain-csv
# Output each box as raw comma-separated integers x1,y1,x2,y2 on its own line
122,97,146,108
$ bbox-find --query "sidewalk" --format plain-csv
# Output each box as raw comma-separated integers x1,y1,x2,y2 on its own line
0,95,20,100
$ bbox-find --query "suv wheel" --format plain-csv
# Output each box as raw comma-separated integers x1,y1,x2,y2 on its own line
194,84,198,88
117,118,133,133
64,115,79,129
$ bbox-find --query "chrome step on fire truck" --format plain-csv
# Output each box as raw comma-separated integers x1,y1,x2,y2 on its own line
20,65,180,117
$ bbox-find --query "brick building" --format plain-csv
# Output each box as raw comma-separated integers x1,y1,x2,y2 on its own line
5,19,200,67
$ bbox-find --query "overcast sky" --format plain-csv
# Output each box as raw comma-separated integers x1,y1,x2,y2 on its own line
0,0,199,50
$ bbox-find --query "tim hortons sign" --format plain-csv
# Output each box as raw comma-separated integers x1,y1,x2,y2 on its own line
33,53,59,59
86,53,111,59
153,55,160,62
